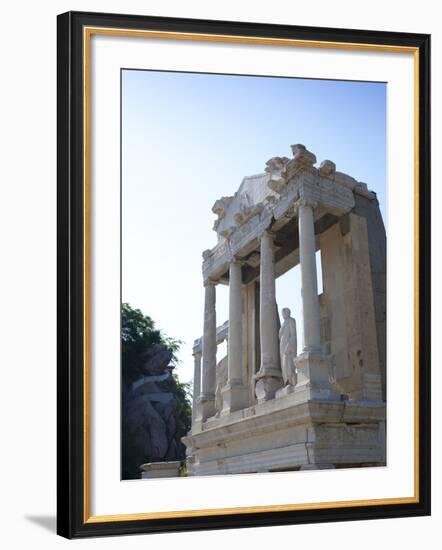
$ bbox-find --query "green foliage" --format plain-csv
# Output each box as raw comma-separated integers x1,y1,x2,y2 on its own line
121,302,181,387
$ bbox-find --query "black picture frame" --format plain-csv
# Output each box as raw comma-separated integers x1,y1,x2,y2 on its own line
57,10,431,539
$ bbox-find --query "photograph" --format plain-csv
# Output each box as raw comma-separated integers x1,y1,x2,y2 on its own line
0,1,436,547
55,11,430,537
120,69,387,480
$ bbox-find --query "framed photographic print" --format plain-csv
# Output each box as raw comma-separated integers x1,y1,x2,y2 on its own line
57,10,431,538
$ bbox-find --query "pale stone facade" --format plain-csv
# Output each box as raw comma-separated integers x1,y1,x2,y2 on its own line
183,144,386,475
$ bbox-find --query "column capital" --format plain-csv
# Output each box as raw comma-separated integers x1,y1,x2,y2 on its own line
192,337,202,355
257,227,276,243
198,392,215,403
294,197,318,210
228,255,246,267
203,278,218,288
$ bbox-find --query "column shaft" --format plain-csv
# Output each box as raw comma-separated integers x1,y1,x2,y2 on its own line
298,204,321,352
221,260,249,413
200,283,216,420
228,260,243,384
192,352,202,422
259,231,280,374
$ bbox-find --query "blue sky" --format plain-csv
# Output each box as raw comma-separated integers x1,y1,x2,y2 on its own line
122,69,386,384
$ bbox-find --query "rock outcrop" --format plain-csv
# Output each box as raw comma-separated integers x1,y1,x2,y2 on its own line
122,343,189,479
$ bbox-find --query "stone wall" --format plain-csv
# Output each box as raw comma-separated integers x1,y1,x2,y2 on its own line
353,194,387,401
319,203,386,401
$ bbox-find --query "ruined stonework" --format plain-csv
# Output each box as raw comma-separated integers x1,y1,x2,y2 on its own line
183,144,386,475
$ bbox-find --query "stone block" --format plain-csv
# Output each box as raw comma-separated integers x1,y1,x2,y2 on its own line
183,397,386,476
254,370,284,402
221,382,249,414
140,461,181,479
293,352,339,401
198,394,215,421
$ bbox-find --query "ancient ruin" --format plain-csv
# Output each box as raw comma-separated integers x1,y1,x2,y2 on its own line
183,144,386,475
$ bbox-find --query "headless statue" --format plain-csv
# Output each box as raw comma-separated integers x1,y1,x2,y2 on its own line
279,308,298,386
214,355,228,416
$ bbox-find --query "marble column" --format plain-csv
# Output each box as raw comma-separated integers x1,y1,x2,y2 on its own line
199,282,216,420
192,349,202,423
298,203,321,352
228,260,243,383
294,201,337,400
254,230,283,401
222,259,248,413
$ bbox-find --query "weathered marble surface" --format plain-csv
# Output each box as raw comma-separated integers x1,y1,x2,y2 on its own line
254,230,283,401
185,143,386,476
199,282,217,420
183,395,386,476
319,211,384,400
203,144,371,284
279,308,297,386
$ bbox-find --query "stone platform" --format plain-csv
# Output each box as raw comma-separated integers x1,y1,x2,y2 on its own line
182,394,385,476
140,461,182,479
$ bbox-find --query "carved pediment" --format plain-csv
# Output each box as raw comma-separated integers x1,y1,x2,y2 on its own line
285,144,317,180
234,203,264,227
220,226,235,240
265,156,289,174
212,196,234,220
291,144,317,167
265,156,289,194
267,178,286,194
319,159,336,177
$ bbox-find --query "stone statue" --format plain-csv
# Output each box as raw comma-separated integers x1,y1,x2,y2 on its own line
214,355,228,416
279,308,298,386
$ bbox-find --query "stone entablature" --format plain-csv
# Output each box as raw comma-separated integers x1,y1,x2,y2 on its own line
203,144,373,284
192,320,228,356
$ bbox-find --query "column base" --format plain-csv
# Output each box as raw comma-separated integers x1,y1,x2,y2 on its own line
198,393,215,421
254,369,284,403
191,418,203,434
220,382,249,415
192,401,202,424
275,383,297,398
349,374,383,401
294,352,339,401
